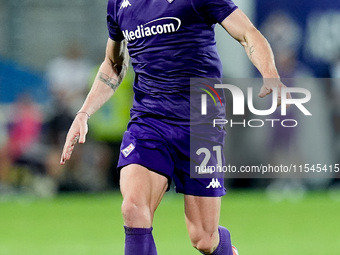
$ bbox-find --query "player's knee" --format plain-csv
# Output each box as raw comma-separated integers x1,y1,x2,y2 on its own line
189,230,219,254
121,199,152,227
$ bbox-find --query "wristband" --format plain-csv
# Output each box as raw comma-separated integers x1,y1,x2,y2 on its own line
76,111,90,119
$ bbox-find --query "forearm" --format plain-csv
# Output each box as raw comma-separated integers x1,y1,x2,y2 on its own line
78,63,119,116
60,39,129,164
78,40,129,117
242,27,279,79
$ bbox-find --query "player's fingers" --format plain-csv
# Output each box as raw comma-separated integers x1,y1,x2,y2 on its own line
78,124,88,144
60,134,79,164
276,83,292,108
60,148,73,165
258,85,272,98
60,145,72,165
60,117,88,164
276,85,282,107
60,153,66,165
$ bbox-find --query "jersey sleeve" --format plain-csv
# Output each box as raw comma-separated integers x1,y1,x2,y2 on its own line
191,0,238,24
107,0,125,41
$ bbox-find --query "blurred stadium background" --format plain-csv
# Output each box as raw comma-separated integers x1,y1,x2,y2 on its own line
1,0,340,254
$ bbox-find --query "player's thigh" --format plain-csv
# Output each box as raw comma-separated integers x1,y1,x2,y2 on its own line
120,164,168,222
184,195,221,239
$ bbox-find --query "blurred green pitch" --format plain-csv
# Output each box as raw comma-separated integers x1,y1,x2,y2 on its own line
0,191,339,255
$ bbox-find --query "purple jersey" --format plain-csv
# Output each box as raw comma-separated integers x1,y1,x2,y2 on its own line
107,0,238,123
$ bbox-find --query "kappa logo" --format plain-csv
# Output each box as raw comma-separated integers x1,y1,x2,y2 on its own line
120,0,131,9
206,178,222,189
121,143,135,157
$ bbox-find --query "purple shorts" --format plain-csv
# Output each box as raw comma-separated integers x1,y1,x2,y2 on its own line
117,116,226,197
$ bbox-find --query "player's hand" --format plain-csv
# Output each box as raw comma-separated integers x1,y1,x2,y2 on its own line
258,79,291,107
60,113,88,165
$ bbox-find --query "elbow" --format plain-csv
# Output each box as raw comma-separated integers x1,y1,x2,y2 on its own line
116,56,129,77
104,56,128,77
114,62,127,77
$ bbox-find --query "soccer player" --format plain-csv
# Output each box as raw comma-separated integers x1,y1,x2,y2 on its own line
60,0,289,254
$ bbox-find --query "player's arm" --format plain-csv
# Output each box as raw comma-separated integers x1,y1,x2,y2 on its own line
60,38,129,165
76,38,129,117
221,9,289,101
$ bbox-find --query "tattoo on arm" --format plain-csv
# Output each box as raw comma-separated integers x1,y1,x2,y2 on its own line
98,72,120,91
249,46,255,60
